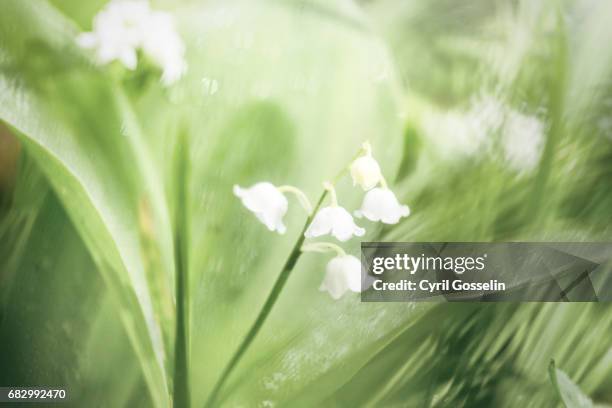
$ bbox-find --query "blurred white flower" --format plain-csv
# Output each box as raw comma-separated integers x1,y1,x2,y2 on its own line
350,142,383,191
354,187,410,224
139,9,187,85
502,111,544,172
424,94,545,174
77,0,186,85
467,95,506,141
319,255,362,300
305,206,365,242
465,95,545,172
233,182,288,234
422,96,505,159
77,0,148,69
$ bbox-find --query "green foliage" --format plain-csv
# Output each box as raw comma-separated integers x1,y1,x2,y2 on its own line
550,360,594,408
1,0,612,407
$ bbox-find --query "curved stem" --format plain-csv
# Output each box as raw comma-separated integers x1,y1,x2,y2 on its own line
204,191,328,408
323,181,338,207
301,242,346,257
333,140,372,185
206,143,366,407
277,185,313,215
380,176,388,189
361,140,372,157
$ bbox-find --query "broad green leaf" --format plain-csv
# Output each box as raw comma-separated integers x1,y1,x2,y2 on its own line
0,1,175,405
0,162,151,407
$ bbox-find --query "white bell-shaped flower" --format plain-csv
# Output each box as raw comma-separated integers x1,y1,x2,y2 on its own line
355,187,410,224
319,255,363,300
305,206,365,242
350,156,383,191
349,144,383,191
233,182,288,234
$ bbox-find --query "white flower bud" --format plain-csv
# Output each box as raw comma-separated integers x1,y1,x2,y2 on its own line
350,155,383,191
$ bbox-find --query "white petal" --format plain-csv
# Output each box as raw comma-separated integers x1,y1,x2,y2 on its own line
330,207,365,242
304,207,334,238
76,32,97,49
319,269,348,300
343,256,363,292
118,48,138,70
350,155,383,191
233,182,288,234
140,11,187,85
355,188,410,225
305,206,365,242
161,59,187,85
320,255,364,299
502,111,544,172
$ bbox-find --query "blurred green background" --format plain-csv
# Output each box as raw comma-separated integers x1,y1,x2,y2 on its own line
1,0,611,406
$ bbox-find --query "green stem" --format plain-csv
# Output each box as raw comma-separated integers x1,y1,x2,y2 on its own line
173,130,190,408
301,242,346,257
204,191,328,407
323,182,338,207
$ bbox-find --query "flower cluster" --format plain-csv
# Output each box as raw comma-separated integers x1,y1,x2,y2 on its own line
234,142,410,299
77,0,187,86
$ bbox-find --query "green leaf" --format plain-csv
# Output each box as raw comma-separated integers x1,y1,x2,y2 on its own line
0,1,175,405
0,161,152,407
550,360,594,408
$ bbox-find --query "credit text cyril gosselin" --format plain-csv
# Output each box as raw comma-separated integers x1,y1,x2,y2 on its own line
369,253,506,293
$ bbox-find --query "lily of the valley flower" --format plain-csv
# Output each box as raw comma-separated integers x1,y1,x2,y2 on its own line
319,255,363,300
304,182,365,242
77,0,186,85
305,207,365,242
302,242,371,300
349,142,383,191
355,187,410,224
233,182,288,234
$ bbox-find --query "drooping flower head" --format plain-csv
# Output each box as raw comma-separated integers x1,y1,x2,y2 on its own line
304,182,365,242
319,255,363,300
77,0,187,85
233,182,288,234
349,142,383,191
305,206,365,242
355,187,410,224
